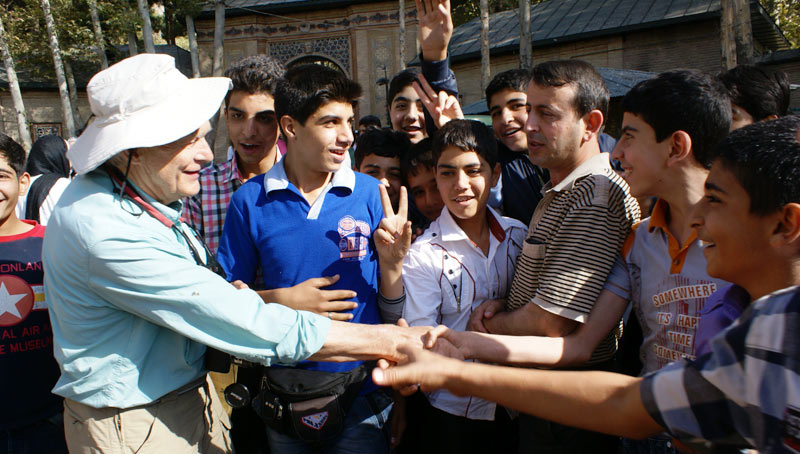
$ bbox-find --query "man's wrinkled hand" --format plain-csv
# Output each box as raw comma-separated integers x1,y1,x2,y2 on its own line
422,325,467,360
467,299,505,333
373,345,456,393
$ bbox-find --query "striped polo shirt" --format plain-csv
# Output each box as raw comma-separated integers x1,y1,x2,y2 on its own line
506,152,640,364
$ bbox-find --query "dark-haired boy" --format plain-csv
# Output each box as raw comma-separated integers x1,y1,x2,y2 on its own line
218,64,406,453
0,133,67,453
485,68,547,225
402,138,444,227
389,0,458,144
185,55,285,254
718,64,790,131
403,120,526,453
374,115,800,454
355,128,410,211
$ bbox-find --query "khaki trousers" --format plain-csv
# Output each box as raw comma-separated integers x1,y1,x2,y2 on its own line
63,374,233,453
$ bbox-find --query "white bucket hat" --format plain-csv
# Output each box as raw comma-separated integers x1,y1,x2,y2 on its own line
68,53,232,175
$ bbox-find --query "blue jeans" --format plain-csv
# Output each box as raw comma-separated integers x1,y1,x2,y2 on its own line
267,390,392,454
0,412,67,454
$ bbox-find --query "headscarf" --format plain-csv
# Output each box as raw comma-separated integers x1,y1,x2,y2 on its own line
24,135,70,222
25,134,70,177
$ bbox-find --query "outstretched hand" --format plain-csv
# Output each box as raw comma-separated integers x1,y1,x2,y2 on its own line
416,0,453,62
374,185,412,264
413,73,463,129
373,345,458,393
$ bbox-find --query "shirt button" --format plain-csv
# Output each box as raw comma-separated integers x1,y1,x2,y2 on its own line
449,269,454,274
432,233,437,237
673,258,680,265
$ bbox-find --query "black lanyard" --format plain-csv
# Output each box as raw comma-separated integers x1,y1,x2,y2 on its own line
105,167,226,278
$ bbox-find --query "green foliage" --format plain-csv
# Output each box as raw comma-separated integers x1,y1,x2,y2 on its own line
451,0,520,27
761,0,800,48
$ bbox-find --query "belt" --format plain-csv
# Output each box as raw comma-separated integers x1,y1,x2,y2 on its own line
120,375,207,410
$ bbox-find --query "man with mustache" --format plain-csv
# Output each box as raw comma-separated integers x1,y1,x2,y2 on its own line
468,60,640,453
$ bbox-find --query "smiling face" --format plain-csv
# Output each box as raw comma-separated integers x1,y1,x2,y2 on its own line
435,146,499,225
524,82,586,174
390,85,427,144
225,90,278,168
692,162,777,287
489,88,528,152
358,154,402,209
132,122,213,205
286,101,354,175
407,165,444,221
612,112,670,198
0,154,28,227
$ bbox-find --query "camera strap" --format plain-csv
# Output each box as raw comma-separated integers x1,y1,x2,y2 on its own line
104,166,225,278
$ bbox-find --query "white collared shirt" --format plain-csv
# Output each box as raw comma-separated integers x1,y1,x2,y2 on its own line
403,206,527,420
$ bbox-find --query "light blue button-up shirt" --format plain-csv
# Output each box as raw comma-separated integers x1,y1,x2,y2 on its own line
43,170,330,409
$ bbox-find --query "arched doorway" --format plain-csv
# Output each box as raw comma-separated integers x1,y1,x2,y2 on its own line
287,55,347,75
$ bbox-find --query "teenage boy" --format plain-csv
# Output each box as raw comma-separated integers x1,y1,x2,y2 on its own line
718,64,790,131
218,64,409,453
185,55,284,254
469,60,641,453
403,120,526,454
389,0,458,144
375,115,800,454
402,138,444,229
355,128,410,212
0,134,67,452
485,69,548,225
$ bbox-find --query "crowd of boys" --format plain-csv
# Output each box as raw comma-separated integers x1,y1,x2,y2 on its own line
1,0,797,453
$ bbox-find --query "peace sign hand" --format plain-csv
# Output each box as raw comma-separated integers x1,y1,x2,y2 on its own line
374,185,412,264
413,73,464,129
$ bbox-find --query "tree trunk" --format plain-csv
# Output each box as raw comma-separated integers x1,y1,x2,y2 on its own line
208,0,227,154
127,30,139,56
40,0,75,138
480,0,490,92
136,0,156,53
720,0,737,69
212,0,225,76
186,15,201,78
733,0,754,65
63,59,84,131
0,17,33,151
87,0,108,68
519,0,531,68
398,0,406,70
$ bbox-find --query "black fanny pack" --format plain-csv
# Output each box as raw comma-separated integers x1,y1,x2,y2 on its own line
252,363,372,442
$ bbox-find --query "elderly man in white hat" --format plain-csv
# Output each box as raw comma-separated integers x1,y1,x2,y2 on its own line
42,54,426,453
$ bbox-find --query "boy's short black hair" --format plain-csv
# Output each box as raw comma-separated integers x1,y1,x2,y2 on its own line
401,137,436,183
358,115,381,129
388,67,421,106
714,115,800,216
485,69,530,109
223,55,285,106
275,64,362,126
0,133,26,176
718,65,790,121
623,70,731,169
354,128,410,169
431,120,498,168
531,60,609,119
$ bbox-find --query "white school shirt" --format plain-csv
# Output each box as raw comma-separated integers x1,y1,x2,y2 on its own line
403,206,526,420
